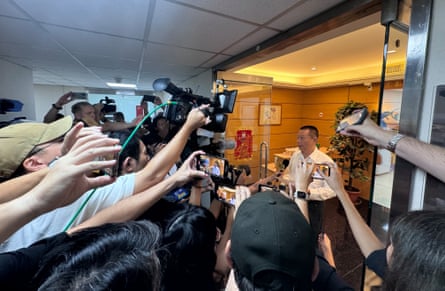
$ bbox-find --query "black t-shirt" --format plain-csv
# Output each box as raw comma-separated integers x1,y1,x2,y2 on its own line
365,248,387,278
0,232,68,291
312,255,355,291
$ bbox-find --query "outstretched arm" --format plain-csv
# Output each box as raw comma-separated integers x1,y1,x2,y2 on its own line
133,106,210,194
321,162,384,257
0,133,120,242
343,117,445,183
43,92,73,123
68,151,208,233
0,123,102,203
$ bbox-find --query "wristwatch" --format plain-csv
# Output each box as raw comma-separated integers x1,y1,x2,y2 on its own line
387,133,405,152
52,103,62,110
294,191,307,199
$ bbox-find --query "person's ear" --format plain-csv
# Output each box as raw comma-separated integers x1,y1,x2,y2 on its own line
225,239,234,268
22,156,47,172
121,157,136,174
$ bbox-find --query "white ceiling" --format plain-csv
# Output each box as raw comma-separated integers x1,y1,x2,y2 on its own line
0,0,403,92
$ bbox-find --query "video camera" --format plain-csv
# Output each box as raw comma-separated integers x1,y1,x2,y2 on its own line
152,78,237,133
99,96,117,114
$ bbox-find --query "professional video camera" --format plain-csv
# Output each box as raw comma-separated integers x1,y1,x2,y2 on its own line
0,99,23,115
152,78,237,133
99,96,117,114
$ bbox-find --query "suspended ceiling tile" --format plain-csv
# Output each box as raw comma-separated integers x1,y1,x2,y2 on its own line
149,0,257,52
13,0,151,39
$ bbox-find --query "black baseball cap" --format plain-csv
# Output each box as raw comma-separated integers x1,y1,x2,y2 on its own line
231,191,315,290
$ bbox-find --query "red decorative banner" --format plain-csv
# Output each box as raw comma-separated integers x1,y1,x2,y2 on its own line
234,130,252,159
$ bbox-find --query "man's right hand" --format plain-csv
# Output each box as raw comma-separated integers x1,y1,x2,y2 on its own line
55,92,74,107
341,117,393,148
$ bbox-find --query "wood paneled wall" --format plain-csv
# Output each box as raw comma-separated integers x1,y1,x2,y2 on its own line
224,82,383,197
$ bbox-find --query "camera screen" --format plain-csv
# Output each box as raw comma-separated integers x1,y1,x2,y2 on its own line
198,154,226,178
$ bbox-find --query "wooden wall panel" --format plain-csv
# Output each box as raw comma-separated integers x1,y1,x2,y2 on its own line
222,82,392,197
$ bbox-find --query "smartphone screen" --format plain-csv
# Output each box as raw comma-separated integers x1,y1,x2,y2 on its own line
312,164,330,179
71,92,88,100
198,154,226,178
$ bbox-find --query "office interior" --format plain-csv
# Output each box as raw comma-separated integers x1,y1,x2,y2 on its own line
1,0,443,290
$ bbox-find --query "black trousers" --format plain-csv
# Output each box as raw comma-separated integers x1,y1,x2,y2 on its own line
308,200,325,245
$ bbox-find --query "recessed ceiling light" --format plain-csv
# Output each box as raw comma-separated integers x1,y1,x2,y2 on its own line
387,50,396,54
311,66,317,71
106,82,137,89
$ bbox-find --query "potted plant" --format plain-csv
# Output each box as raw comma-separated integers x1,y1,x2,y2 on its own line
328,100,376,204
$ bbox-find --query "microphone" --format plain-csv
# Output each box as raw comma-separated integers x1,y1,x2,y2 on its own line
200,139,236,156
217,139,236,150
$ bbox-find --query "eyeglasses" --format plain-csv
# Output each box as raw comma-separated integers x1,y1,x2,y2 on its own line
27,137,64,157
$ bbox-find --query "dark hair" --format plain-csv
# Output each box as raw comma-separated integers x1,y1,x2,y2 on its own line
159,203,218,291
71,101,92,115
34,221,163,291
108,131,147,176
113,112,125,122
383,210,445,291
299,125,319,138
152,115,168,130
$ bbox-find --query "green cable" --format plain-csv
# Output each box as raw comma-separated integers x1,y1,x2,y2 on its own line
63,101,178,231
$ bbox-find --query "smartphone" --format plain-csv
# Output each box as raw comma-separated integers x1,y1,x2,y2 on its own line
336,107,368,132
197,154,228,178
312,163,330,179
71,92,88,100
136,105,144,117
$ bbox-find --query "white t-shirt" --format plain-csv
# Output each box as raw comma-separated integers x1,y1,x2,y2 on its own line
286,148,336,201
0,173,135,253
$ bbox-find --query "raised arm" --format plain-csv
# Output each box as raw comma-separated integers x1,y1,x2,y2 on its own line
68,151,208,233
0,169,49,204
321,162,384,257
0,123,102,203
288,157,314,222
133,106,209,194
43,92,73,123
0,133,120,242
343,117,445,183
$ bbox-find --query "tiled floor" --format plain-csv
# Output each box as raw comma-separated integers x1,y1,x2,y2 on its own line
322,197,371,290
323,197,390,290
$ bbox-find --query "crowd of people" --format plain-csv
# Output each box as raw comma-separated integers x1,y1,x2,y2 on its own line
0,92,443,290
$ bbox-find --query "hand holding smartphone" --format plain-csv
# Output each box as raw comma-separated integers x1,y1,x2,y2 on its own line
336,107,368,133
312,163,330,179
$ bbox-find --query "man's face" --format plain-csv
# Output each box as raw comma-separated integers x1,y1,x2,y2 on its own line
297,129,317,155
79,105,96,121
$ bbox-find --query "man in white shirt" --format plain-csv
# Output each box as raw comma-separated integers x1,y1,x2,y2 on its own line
284,125,335,241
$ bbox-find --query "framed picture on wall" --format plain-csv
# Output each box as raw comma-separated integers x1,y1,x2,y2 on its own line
259,104,281,125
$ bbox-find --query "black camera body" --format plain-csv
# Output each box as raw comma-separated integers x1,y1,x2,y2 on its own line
99,96,117,114
153,78,237,133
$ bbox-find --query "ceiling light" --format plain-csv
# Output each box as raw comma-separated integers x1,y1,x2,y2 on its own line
311,66,317,71
106,82,137,89
387,50,396,54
